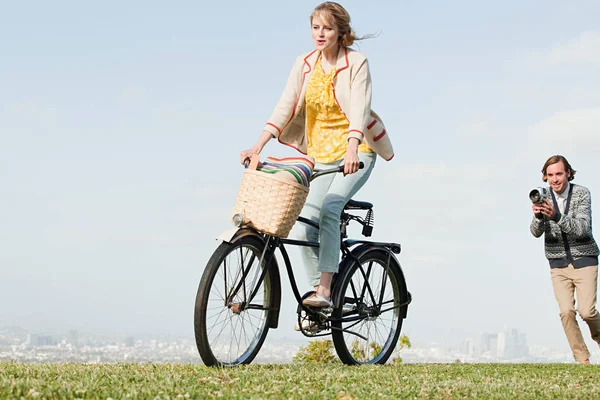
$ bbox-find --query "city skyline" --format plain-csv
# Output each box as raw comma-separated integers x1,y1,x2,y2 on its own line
2,325,596,365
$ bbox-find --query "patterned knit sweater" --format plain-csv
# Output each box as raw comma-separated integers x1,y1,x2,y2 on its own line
530,184,599,268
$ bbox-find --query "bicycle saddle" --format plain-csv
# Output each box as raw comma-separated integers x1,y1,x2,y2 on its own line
344,199,373,210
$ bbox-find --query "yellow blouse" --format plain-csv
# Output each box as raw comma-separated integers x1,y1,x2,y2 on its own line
305,56,373,163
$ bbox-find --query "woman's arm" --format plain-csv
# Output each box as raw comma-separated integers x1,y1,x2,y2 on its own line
263,55,306,138
342,138,360,175
240,130,273,164
347,57,372,144
240,57,304,164
240,55,305,163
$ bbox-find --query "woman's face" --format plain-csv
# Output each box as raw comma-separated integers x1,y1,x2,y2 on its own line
311,14,339,53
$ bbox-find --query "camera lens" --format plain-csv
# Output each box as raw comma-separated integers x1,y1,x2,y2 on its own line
529,189,540,202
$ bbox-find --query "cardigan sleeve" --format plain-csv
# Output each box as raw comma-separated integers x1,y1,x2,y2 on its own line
557,187,593,238
264,56,305,138
347,57,372,143
530,216,545,238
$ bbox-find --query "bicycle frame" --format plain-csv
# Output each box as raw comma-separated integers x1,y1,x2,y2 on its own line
225,213,410,339
196,161,415,366
221,162,410,338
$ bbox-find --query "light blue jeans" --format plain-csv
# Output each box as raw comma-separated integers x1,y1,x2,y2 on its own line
296,152,376,286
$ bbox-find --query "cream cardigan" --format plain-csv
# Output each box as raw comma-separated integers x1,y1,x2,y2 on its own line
263,47,394,161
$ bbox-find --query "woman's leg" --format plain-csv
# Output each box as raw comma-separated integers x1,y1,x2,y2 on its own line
295,162,336,287
309,152,376,301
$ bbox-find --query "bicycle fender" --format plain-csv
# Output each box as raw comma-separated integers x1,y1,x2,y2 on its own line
335,244,410,319
215,228,282,329
217,227,241,243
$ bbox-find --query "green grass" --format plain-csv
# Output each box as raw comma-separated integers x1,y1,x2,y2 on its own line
1,362,599,399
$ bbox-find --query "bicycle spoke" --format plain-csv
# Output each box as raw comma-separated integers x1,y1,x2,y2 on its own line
195,236,272,366
230,318,242,363
206,308,229,330
210,314,232,349
332,250,403,365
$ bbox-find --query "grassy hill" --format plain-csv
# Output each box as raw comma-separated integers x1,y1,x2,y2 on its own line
2,362,599,399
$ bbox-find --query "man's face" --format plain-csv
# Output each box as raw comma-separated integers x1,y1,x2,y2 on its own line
545,161,570,194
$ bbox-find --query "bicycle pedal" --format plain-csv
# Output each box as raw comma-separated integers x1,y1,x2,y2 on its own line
295,318,324,333
305,324,324,334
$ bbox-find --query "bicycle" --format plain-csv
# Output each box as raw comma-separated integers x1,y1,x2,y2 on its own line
193,163,412,366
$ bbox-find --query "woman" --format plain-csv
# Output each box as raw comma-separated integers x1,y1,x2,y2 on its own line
240,2,394,310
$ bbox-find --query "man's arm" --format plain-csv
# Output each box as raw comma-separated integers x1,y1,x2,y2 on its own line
556,188,593,238
530,215,544,238
530,202,545,237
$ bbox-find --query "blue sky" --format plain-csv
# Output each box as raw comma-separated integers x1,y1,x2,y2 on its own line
1,1,600,356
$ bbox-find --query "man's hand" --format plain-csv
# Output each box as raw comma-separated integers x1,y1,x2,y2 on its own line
532,202,544,219
533,199,556,220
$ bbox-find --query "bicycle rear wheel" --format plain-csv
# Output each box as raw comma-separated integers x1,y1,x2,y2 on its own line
331,248,406,365
194,233,273,366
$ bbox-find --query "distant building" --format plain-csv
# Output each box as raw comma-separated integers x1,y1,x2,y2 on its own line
479,328,529,360
497,332,506,359
504,329,528,359
459,338,474,357
26,333,56,347
67,330,79,348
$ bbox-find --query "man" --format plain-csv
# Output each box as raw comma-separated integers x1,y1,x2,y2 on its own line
530,155,600,364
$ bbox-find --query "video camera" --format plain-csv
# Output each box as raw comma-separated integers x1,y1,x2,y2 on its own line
529,187,549,204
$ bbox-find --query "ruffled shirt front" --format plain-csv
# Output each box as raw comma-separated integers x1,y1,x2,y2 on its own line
305,55,372,163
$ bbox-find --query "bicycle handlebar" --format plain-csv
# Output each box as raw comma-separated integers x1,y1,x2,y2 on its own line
241,158,364,181
310,161,364,181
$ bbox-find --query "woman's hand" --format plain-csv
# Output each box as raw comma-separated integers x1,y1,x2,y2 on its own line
239,130,274,164
240,145,261,165
342,138,360,175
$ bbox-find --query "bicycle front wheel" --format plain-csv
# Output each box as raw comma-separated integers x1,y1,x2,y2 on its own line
194,233,273,366
331,248,406,365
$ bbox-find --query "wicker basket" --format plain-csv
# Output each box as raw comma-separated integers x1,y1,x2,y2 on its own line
232,169,309,238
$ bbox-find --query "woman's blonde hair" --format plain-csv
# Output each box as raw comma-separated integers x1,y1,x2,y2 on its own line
310,2,371,47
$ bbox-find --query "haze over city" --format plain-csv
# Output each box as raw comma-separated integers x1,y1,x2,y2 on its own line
2,0,600,361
